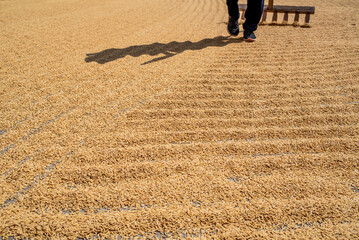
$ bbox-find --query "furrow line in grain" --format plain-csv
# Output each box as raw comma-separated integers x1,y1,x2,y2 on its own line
186,72,359,83
140,99,358,111
73,137,359,164
167,86,357,97
130,107,359,121
134,103,359,115
52,152,359,177
17,177,358,211
170,80,357,89
119,113,358,131
215,48,359,58
86,125,359,147
152,95,357,106
154,89,359,101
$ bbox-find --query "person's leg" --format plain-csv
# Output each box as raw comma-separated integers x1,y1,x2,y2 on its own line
243,0,264,32
227,0,239,36
226,0,239,21
226,0,240,36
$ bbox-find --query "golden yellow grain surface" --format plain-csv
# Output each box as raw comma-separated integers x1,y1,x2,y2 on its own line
0,0,359,238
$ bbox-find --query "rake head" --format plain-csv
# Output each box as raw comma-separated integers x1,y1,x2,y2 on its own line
239,0,315,28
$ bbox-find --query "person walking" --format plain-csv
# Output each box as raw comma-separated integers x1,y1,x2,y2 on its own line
226,0,264,41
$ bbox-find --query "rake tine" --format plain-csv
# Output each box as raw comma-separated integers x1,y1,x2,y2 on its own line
293,12,300,26
302,12,311,28
271,11,278,25
260,10,268,25
282,12,289,25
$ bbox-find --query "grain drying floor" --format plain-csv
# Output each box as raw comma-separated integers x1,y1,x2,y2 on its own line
0,0,359,238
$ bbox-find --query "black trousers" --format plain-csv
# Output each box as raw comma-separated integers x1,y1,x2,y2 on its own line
226,0,264,31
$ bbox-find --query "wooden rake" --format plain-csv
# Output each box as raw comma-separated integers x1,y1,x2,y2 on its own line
239,0,315,27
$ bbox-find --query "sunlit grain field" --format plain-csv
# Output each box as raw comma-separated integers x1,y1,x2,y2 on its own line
1,0,358,238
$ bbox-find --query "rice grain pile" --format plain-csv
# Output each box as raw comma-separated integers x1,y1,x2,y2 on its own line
0,0,358,238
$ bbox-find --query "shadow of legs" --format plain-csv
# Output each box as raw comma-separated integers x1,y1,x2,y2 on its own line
85,36,243,65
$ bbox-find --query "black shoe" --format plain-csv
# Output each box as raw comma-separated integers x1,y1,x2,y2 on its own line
244,30,256,42
227,16,239,36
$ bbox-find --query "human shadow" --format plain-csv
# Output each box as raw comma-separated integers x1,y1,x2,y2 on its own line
85,36,243,65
